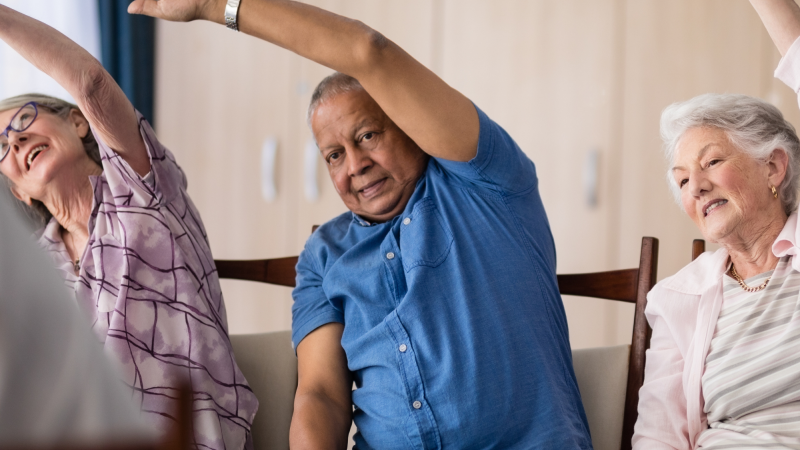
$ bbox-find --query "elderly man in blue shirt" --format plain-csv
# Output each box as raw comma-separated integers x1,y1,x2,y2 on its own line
132,0,593,448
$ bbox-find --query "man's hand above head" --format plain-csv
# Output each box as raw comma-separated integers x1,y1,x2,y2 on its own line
128,0,224,23
129,0,479,163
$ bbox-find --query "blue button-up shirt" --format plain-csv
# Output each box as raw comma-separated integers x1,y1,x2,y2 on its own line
292,107,592,449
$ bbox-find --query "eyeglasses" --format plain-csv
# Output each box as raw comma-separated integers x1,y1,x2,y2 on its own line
0,102,39,163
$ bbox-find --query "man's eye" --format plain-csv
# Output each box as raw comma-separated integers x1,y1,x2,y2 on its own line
708,159,720,167
326,151,341,163
679,179,688,188
362,132,375,141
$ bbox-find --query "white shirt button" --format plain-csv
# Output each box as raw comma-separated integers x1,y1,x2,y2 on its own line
399,344,407,352
386,252,395,260
403,217,411,225
412,401,422,409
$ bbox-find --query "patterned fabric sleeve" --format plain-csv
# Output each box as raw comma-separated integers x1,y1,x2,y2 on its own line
76,111,257,450
95,111,186,210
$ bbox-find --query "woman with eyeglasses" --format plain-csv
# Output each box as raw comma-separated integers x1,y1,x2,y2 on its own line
0,6,256,450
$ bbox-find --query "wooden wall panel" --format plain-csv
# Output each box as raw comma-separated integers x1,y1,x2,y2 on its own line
291,0,438,251
155,21,301,333
155,1,436,334
154,0,800,345
613,1,778,343
439,0,627,348
611,0,799,344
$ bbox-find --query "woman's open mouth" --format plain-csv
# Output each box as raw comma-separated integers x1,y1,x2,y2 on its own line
26,144,47,170
704,199,727,217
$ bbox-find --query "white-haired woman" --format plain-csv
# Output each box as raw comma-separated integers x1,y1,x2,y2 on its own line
633,1,800,448
0,6,256,449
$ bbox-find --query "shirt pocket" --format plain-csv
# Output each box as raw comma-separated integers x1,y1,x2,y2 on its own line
399,198,454,272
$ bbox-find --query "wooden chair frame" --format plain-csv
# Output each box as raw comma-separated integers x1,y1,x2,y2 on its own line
215,256,298,287
692,239,706,261
557,237,658,450
215,236,660,450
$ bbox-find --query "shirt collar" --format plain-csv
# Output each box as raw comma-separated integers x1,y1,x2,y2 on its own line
773,210,799,257
352,213,374,227
37,217,79,283
661,247,730,295
38,216,63,247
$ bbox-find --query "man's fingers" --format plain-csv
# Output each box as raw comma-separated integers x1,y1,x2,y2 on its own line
127,0,159,17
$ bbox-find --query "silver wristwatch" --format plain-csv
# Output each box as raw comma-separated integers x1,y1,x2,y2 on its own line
225,0,242,31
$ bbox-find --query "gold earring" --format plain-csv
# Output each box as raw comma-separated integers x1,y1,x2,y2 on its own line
771,185,778,199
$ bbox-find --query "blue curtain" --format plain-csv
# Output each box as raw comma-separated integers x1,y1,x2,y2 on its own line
98,0,155,124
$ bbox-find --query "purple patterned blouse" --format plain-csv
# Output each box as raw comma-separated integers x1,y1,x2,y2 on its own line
38,113,258,450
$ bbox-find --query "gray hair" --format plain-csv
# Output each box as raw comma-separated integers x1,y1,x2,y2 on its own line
0,93,100,228
307,72,365,126
661,93,800,215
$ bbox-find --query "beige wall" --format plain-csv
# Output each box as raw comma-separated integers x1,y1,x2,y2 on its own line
154,0,800,348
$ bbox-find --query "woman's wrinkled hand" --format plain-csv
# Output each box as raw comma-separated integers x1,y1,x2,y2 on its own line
127,0,224,24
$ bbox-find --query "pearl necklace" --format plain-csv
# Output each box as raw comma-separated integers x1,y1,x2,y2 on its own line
730,264,771,293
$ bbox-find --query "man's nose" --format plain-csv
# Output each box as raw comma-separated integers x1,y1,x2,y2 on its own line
347,147,372,176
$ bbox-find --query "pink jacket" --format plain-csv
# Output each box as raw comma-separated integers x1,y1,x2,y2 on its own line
632,211,800,449
632,36,800,450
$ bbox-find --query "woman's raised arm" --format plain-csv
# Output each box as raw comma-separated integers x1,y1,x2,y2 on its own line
129,0,480,162
751,0,800,56
0,6,149,175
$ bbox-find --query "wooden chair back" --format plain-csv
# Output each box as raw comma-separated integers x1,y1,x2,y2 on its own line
692,239,706,261
212,227,316,287
215,256,298,287
213,233,659,450
558,237,658,450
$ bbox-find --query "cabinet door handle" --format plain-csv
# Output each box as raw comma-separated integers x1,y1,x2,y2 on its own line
304,138,319,202
261,136,277,202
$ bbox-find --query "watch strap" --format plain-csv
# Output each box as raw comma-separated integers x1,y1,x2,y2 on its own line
225,0,241,31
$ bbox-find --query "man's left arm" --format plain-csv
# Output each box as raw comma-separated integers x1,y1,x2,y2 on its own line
128,0,479,162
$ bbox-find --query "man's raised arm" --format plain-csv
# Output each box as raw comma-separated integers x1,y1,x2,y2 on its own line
291,323,352,450
128,0,479,162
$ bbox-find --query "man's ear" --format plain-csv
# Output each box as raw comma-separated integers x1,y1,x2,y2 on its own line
68,108,90,139
9,184,32,206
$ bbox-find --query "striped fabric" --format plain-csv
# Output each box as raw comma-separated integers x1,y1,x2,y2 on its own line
697,256,800,449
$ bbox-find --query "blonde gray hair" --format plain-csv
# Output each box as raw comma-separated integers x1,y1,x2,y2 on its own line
661,93,800,215
0,93,100,228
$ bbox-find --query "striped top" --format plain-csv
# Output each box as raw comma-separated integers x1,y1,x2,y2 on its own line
697,256,800,449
